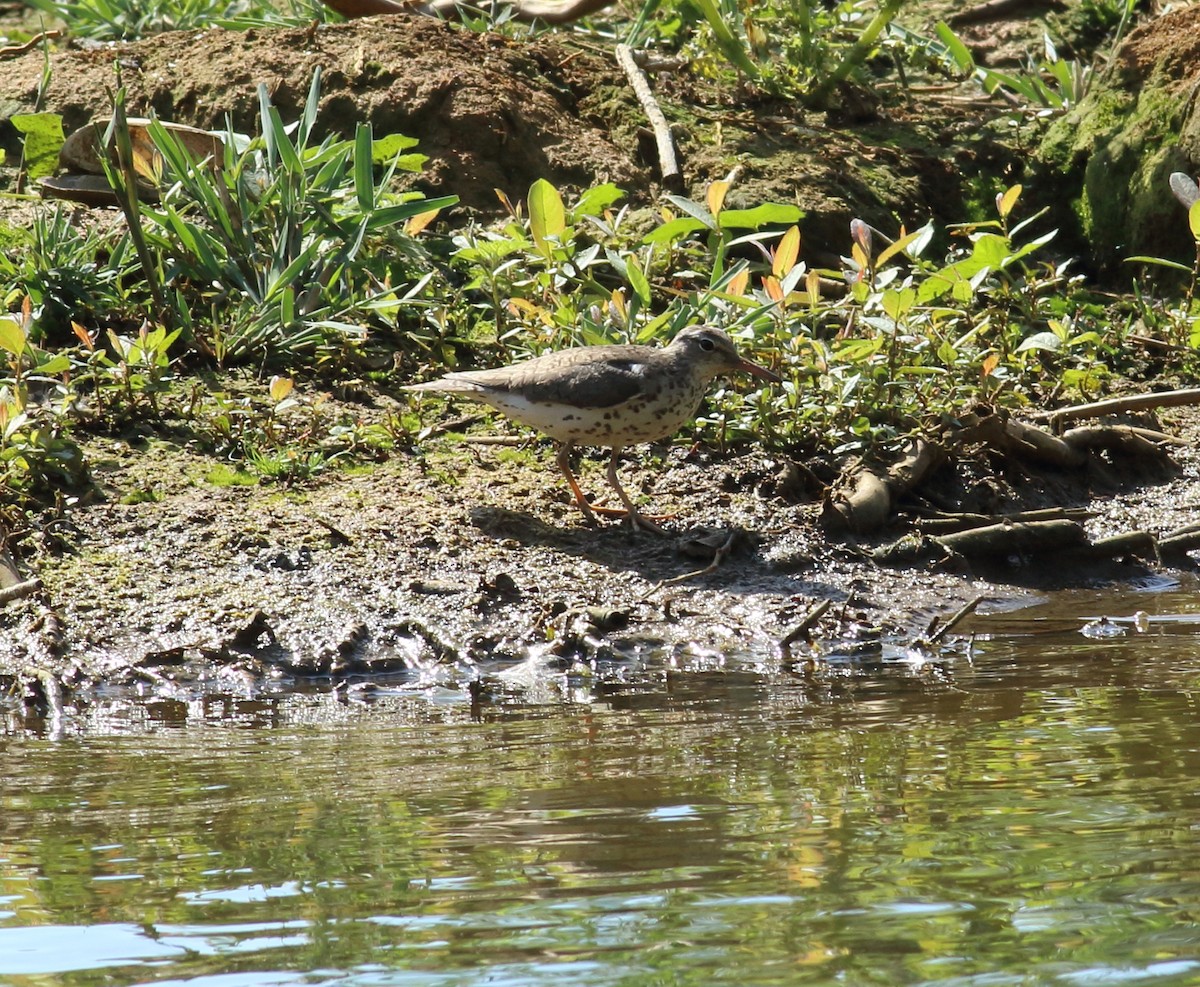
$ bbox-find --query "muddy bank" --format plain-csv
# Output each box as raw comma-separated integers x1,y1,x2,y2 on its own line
2,385,1198,711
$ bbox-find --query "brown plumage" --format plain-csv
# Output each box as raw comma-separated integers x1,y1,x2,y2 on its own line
405,326,780,531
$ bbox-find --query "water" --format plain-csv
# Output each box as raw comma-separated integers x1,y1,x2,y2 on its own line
3,586,1200,986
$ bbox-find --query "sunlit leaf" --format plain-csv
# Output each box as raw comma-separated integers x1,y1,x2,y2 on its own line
805,269,822,305
371,132,420,164
626,253,651,306
935,21,975,74
572,182,626,221
850,218,872,257
494,187,516,216
0,315,27,356
1124,255,1193,273
707,180,730,217
997,184,1022,219
876,226,926,268
1016,331,1062,353
773,226,800,278
529,178,566,259
404,208,440,236
11,112,65,180
269,375,294,403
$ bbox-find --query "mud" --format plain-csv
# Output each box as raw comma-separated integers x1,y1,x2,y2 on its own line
2,382,1198,705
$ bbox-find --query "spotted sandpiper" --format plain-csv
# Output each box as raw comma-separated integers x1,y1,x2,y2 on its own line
405,325,781,532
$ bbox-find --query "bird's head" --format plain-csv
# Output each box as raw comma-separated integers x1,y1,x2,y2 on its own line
669,326,781,383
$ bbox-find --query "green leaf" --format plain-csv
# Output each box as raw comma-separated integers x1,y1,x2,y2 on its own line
371,133,420,164
717,204,804,229
642,216,708,244
664,194,717,228
1190,201,1200,242
391,153,428,173
1016,331,1062,353
1124,255,1194,273
31,353,70,375
529,178,566,258
572,183,626,221
686,0,759,79
0,315,27,356
11,112,65,180
354,123,374,213
626,253,651,306
365,195,459,230
935,21,975,74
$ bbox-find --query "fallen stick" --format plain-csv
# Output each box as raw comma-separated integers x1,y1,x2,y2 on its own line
932,518,1088,558
616,43,683,194
1088,530,1157,560
927,594,985,645
1158,526,1200,558
0,30,63,59
1033,388,1200,425
780,598,832,651
822,438,942,533
915,507,1090,535
0,579,42,606
646,528,738,593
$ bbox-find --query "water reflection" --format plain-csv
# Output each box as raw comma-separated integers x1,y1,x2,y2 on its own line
2,584,1200,985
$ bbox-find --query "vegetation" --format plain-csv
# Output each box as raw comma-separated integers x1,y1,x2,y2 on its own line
0,0,1196,510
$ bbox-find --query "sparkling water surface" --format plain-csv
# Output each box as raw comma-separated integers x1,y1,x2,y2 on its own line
2,585,1199,986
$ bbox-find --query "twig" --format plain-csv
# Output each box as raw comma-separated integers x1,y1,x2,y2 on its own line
20,665,65,723
0,31,62,59
641,529,737,597
1033,388,1200,425
0,579,42,605
615,43,683,194
780,598,832,651
928,595,985,645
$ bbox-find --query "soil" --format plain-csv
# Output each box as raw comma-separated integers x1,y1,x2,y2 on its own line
2,384,1198,710
1,4,1198,715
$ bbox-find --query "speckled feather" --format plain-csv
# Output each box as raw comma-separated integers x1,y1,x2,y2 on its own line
405,326,778,445
405,326,779,530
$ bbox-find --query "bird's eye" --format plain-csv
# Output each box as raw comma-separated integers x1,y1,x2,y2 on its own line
699,338,716,351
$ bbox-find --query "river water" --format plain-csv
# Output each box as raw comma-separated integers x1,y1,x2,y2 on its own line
3,583,1199,986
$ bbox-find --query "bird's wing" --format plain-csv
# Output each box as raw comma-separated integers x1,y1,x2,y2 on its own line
455,347,655,409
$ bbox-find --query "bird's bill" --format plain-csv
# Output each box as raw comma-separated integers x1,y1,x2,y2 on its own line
737,358,783,384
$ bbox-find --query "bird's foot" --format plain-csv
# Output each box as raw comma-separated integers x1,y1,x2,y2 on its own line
584,503,673,535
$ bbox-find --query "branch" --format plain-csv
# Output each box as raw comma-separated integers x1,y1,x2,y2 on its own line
1033,388,1200,425
615,43,683,194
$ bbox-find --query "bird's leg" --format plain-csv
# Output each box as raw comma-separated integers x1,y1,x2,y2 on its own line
555,441,600,525
605,447,670,535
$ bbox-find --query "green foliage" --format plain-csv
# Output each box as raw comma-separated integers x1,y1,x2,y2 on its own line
445,177,1120,457
127,69,456,363
0,303,85,499
679,0,909,108
0,208,135,339
23,0,330,40
187,376,401,484
932,23,1092,113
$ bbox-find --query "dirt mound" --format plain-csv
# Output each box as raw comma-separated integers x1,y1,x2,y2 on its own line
0,15,646,211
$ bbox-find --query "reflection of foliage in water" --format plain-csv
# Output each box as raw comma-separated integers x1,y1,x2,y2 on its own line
3,635,1200,982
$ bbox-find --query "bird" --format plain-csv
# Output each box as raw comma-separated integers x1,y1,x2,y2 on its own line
404,325,781,532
